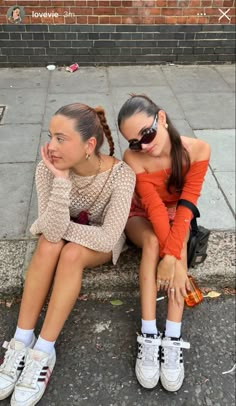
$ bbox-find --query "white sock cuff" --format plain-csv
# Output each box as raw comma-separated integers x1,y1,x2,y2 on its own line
165,319,182,338
141,319,158,335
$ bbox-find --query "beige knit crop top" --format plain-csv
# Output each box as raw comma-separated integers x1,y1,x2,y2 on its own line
30,160,136,264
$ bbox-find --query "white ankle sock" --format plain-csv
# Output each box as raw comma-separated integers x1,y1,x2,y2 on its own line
141,319,158,335
34,335,55,354
165,319,181,338
14,327,35,347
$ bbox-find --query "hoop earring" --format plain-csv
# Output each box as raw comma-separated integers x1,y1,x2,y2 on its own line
85,153,90,160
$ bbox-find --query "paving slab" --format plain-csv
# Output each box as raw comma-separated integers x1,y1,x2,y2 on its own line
0,163,35,238
0,67,50,89
0,296,235,405
176,92,235,130
0,124,41,163
197,171,235,230
49,67,109,94
0,89,47,124
194,129,235,172
195,129,235,215
214,65,236,88
162,65,233,93
108,65,168,87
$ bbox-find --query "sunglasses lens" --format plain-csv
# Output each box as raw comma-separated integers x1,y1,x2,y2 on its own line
129,140,141,151
140,128,157,144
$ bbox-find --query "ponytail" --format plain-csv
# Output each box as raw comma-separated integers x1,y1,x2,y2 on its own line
94,106,115,156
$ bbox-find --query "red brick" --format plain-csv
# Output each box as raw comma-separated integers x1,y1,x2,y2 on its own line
190,0,202,6
116,7,139,14
111,1,122,6
176,16,188,23
96,7,115,15
162,7,183,15
76,15,88,23
197,15,209,22
156,0,167,5
99,16,110,23
64,16,77,23
142,16,156,23
122,1,133,6
166,16,178,23
110,16,122,23
187,15,199,22
147,7,161,14
223,0,235,5
88,15,99,23
183,7,201,15
154,16,166,23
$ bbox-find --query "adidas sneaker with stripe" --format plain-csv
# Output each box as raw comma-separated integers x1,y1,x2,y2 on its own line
11,348,56,406
0,337,36,400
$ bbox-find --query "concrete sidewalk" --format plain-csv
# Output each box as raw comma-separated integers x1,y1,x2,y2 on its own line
0,64,235,298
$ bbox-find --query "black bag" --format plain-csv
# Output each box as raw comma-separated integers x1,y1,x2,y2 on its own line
177,199,210,268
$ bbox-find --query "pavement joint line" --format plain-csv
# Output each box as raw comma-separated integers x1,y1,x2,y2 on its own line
160,65,195,136
208,163,236,218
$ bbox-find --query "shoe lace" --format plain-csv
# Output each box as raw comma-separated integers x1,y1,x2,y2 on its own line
163,346,180,369
0,348,24,378
17,359,42,389
140,342,159,367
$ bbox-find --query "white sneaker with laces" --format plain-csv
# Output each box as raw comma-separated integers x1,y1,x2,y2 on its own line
0,337,36,400
160,336,190,392
11,348,56,406
135,333,161,389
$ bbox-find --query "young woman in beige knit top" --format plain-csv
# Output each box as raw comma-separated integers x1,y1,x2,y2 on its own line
0,103,135,406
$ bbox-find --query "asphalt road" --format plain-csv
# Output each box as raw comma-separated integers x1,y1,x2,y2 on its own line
0,295,235,406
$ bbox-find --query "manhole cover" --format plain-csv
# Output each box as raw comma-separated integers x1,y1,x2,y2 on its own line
0,106,6,124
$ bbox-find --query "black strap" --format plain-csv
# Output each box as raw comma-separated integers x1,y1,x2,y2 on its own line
177,199,200,218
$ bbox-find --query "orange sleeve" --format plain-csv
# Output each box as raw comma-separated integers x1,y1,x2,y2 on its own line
135,175,170,253
162,160,209,259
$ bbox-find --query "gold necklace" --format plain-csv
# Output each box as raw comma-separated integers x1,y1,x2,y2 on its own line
74,155,102,191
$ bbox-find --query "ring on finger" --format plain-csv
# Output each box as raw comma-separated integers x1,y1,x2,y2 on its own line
170,288,175,292
157,279,162,284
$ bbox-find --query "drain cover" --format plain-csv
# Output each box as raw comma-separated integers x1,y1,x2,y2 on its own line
0,106,6,123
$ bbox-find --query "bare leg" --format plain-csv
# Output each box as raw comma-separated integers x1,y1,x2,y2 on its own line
167,231,190,323
39,243,112,342
17,235,65,329
126,217,159,321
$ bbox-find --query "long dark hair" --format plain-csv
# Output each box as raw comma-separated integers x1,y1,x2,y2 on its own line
117,94,190,193
54,103,114,156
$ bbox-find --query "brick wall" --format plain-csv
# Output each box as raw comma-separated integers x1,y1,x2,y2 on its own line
0,0,235,25
0,0,235,66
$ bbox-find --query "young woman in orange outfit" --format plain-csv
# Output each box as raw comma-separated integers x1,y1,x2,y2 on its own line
118,94,210,392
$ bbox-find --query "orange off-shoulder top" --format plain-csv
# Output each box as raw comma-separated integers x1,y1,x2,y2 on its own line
135,160,209,260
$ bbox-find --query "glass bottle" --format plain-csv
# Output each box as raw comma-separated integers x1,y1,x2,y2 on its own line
185,275,203,307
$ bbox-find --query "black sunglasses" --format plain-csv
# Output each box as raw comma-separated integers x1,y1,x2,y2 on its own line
128,115,158,151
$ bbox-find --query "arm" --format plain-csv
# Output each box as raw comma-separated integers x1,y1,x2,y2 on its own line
135,177,171,252
63,164,136,252
30,161,72,242
162,159,210,259
123,149,171,252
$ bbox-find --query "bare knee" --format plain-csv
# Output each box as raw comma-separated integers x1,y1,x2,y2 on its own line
35,235,65,258
59,243,87,269
142,231,159,257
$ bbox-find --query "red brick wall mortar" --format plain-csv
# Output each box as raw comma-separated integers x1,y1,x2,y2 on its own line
0,0,235,24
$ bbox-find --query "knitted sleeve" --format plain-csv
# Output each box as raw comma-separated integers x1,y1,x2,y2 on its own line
30,161,72,242
63,164,136,252
135,177,171,253
162,160,209,259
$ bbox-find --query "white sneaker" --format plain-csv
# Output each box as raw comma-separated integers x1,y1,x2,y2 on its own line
11,348,56,406
135,333,161,389
160,336,190,392
0,337,36,400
